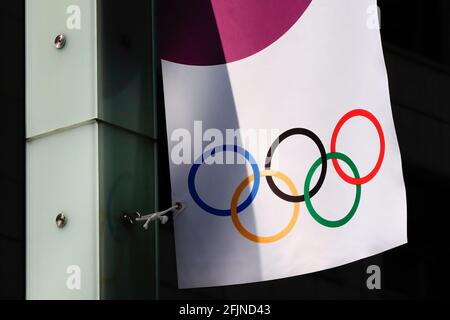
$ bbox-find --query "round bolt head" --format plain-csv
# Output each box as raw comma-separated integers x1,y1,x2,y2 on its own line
56,213,67,228
54,34,66,49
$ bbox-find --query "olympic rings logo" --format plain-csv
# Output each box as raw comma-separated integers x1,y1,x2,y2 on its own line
188,109,386,243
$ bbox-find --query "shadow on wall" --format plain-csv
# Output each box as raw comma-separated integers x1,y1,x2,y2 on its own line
157,0,262,293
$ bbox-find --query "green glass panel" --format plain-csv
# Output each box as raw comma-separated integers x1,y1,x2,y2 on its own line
98,123,157,299
26,0,97,138
97,0,156,139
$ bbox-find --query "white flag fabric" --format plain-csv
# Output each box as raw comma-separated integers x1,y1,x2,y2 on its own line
160,0,407,288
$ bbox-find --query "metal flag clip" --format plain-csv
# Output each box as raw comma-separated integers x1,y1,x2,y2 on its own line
122,202,185,230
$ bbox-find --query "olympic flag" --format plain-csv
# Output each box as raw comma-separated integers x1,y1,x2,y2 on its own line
160,0,407,288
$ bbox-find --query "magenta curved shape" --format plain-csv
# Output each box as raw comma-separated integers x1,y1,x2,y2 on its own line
159,0,312,66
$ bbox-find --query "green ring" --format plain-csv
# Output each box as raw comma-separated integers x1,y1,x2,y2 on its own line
304,152,361,228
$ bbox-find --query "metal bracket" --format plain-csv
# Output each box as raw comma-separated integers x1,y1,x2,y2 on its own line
122,202,185,230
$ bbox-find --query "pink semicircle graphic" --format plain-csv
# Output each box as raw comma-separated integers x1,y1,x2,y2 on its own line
159,0,312,66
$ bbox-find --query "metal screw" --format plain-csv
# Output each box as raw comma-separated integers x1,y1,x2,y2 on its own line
175,202,183,210
54,34,66,49
56,213,67,228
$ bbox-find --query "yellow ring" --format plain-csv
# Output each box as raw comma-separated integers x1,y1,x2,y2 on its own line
230,170,300,243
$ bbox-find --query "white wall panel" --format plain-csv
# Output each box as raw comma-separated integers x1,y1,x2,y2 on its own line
26,123,99,299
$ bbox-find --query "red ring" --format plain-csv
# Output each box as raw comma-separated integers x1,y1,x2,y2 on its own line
330,109,385,185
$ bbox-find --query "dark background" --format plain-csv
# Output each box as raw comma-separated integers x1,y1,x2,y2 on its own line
1,0,449,299
0,0,26,300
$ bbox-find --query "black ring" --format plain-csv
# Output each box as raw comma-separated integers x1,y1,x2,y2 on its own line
265,128,327,203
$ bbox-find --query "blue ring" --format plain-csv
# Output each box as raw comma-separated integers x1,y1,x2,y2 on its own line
188,145,260,216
